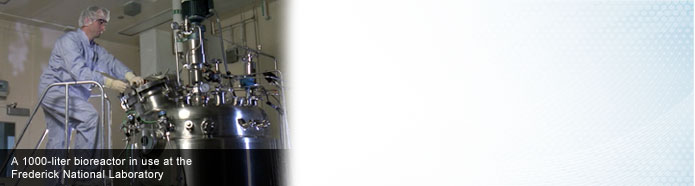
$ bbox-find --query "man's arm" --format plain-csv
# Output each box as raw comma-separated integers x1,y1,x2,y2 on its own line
94,45,132,80
57,36,105,85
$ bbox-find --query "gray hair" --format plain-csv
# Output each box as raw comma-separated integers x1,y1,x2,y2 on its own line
78,6,110,27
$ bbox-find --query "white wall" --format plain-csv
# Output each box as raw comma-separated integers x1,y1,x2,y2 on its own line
140,28,175,77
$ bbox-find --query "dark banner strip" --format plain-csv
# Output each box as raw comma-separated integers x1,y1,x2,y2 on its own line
0,149,286,186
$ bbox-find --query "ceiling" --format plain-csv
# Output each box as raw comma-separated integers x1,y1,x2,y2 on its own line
0,0,260,46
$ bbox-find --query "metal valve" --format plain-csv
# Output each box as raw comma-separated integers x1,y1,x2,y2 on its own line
201,120,215,136
185,120,194,131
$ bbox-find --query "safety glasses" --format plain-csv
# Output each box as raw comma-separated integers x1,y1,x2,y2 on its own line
96,19,108,25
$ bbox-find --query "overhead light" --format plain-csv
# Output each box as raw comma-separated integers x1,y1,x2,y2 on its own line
123,1,142,17
118,8,171,36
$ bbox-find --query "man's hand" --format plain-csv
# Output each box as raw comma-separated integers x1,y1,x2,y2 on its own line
125,72,144,86
128,76,144,86
105,77,128,93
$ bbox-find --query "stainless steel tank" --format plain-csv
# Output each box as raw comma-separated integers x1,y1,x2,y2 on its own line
117,1,287,185
119,73,285,185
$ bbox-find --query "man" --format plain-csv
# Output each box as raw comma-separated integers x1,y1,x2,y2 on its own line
38,6,144,149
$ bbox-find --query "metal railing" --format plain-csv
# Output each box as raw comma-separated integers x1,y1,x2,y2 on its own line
1,81,112,185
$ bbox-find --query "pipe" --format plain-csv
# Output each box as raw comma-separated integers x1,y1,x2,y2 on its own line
252,7,261,49
225,44,279,70
105,97,111,149
172,0,184,53
35,129,49,149
172,0,183,86
219,17,256,31
197,25,207,65
98,84,104,149
212,10,230,74
64,85,69,150
186,25,206,83
104,97,111,186
173,32,182,86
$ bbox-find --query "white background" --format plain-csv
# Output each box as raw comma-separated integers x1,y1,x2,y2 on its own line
288,1,509,185
287,0,693,185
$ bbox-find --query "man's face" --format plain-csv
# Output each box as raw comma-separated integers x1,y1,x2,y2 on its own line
86,11,107,38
